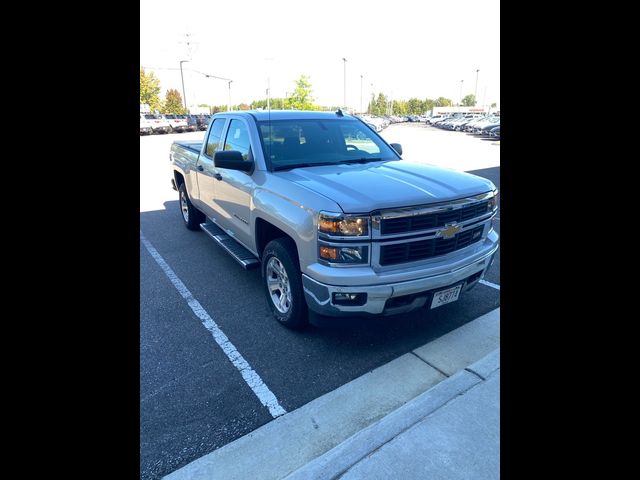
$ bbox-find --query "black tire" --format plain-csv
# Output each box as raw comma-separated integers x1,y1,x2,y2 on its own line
178,182,205,230
262,238,308,329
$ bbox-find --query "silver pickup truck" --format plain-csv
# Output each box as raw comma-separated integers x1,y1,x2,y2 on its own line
170,110,499,328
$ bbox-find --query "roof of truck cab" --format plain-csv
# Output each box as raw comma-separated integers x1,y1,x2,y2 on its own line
212,110,357,121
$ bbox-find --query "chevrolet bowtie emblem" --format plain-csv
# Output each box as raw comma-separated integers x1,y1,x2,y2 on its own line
439,223,462,239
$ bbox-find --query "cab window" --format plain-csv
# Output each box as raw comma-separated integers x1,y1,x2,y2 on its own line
205,118,227,157
223,119,251,161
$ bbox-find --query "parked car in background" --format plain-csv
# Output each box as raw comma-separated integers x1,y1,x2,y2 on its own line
426,115,447,125
196,115,211,131
489,126,500,139
479,120,500,136
140,114,153,135
472,117,500,135
165,114,189,133
185,115,199,132
144,114,171,134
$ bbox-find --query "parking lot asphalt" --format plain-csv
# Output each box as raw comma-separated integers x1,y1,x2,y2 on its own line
140,122,500,479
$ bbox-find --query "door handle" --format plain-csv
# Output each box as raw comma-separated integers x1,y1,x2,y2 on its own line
197,165,204,171
214,173,222,181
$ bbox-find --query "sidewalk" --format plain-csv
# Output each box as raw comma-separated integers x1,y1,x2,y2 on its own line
165,308,500,480
286,349,499,480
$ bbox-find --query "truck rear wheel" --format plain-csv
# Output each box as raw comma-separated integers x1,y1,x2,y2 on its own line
178,183,205,230
262,238,308,329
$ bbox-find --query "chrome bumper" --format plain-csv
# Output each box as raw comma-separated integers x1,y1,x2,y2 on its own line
302,238,499,317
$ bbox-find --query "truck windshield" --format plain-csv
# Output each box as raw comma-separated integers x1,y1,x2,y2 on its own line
257,119,399,171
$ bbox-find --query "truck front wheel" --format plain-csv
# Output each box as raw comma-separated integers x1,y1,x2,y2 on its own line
262,238,308,329
178,183,205,230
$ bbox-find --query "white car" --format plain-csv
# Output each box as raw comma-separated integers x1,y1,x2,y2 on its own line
140,114,153,135
143,114,171,134
165,114,189,133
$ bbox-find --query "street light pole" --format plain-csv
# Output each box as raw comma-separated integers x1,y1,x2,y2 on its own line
459,79,464,110
228,80,232,111
342,58,347,108
180,60,189,111
370,83,374,114
474,69,480,106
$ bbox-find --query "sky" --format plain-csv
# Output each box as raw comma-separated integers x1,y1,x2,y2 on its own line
140,0,499,112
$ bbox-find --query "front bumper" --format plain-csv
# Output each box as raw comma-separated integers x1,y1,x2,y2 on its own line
302,233,499,317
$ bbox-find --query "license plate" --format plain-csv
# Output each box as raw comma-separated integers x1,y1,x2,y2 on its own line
430,284,462,309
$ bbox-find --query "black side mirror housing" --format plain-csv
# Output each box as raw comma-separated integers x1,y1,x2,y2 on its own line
390,143,403,156
214,150,254,172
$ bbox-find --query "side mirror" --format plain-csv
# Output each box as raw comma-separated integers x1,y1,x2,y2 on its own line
390,143,403,156
214,150,254,172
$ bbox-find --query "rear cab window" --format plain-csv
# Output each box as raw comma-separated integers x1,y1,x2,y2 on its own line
205,118,228,158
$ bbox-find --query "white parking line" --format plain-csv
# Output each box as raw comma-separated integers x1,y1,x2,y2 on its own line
479,279,500,290
140,231,287,418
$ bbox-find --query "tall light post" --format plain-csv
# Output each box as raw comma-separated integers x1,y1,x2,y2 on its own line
179,60,189,111
342,58,347,108
459,79,464,110
360,75,363,113
370,83,374,114
196,70,233,112
474,69,480,106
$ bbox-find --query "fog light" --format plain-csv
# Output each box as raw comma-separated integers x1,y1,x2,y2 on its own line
332,292,367,306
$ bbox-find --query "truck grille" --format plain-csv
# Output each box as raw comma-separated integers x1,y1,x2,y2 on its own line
381,201,489,235
379,225,485,266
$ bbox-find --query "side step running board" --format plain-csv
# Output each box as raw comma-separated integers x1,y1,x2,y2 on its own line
200,222,260,270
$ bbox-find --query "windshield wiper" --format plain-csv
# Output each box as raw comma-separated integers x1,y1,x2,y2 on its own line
339,157,383,164
273,161,337,171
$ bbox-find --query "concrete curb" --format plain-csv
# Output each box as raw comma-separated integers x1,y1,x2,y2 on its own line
164,308,500,480
285,348,500,480
465,347,500,380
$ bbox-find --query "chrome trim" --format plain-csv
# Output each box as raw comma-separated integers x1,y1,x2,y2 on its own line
374,211,495,242
371,191,497,241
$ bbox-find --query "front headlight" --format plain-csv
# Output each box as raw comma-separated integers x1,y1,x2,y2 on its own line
487,190,499,211
318,212,369,237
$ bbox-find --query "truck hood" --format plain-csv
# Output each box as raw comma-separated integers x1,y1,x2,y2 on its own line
275,160,495,213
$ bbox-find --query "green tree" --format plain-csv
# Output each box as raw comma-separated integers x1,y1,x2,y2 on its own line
140,68,162,112
393,100,408,115
407,98,424,115
435,97,453,107
250,99,267,109
491,102,497,108
289,75,315,110
424,98,435,114
161,89,187,114
371,93,388,115
461,94,476,107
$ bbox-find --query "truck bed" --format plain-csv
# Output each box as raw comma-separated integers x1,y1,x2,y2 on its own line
173,141,202,154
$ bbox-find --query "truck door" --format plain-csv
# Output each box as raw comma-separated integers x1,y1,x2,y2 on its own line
194,117,228,218
212,118,255,248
